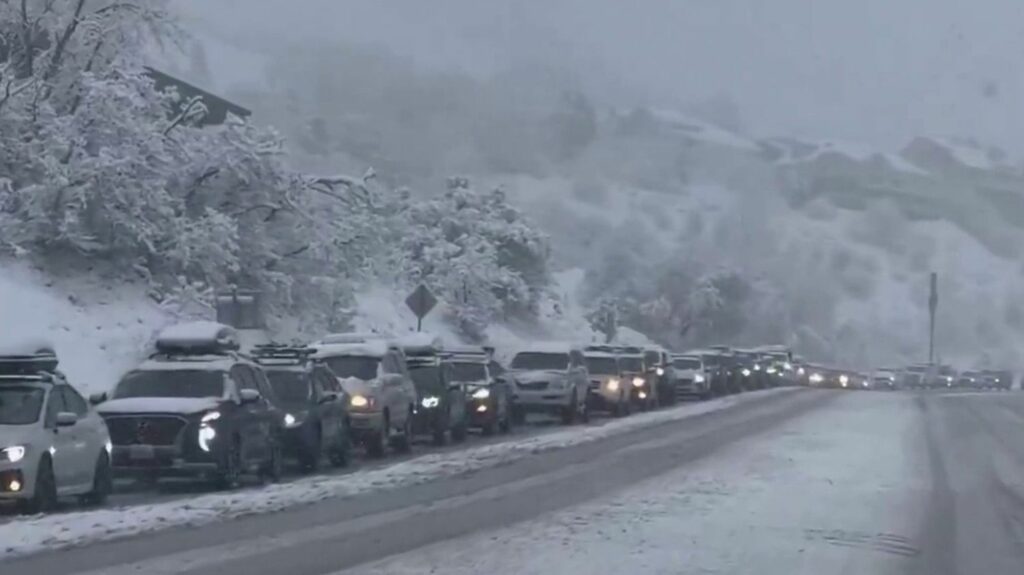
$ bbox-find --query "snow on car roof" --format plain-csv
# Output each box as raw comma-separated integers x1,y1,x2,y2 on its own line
583,350,618,359
311,341,391,359
394,333,445,350
135,356,236,372
156,321,239,351
316,332,394,345
510,342,579,355
0,339,57,356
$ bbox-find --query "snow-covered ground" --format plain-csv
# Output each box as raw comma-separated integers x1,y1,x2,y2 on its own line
347,393,926,575
0,388,797,560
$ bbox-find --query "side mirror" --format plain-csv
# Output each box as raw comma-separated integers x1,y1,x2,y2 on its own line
56,412,78,427
239,389,262,404
88,392,108,406
318,393,337,405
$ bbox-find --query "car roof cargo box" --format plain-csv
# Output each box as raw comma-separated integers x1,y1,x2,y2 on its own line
251,344,316,365
155,322,240,355
0,347,59,377
317,332,394,346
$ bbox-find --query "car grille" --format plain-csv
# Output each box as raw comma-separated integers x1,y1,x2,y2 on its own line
105,416,188,446
589,380,602,389
518,381,548,391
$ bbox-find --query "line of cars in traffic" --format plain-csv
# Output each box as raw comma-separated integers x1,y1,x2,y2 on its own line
797,362,1015,391
0,322,799,515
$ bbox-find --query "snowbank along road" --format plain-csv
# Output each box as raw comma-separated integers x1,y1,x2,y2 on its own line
8,389,1024,575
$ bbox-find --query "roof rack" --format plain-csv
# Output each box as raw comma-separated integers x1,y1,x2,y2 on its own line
155,322,240,355
251,344,316,365
0,350,60,377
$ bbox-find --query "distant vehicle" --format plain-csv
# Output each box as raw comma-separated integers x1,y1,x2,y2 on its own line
448,345,512,436
617,347,657,411
98,322,283,488
732,349,768,390
901,365,928,389
583,346,631,416
671,353,712,400
687,348,738,394
312,336,417,457
957,370,984,389
871,369,898,390
400,340,469,445
251,345,352,472
643,347,676,406
508,343,590,424
980,369,1012,391
0,347,112,513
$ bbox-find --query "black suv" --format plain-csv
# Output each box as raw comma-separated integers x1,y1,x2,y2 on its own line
252,345,352,472
97,322,283,488
450,346,513,435
401,343,469,445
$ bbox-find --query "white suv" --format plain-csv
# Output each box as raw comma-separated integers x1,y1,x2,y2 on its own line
0,349,112,513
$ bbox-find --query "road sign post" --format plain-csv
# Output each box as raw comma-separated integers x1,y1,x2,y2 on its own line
405,284,438,332
928,272,938,364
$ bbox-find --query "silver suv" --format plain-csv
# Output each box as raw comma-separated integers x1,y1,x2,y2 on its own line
508,344,590,424
312,337,417,457
0,348,112,513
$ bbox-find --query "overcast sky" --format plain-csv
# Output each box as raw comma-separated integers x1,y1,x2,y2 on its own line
179,0,1024,154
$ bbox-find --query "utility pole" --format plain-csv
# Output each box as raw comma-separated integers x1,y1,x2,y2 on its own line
928,272,938,364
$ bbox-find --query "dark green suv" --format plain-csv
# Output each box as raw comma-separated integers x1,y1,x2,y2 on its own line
402,343,469,446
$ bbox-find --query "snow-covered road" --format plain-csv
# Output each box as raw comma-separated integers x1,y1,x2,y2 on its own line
347,389,928,575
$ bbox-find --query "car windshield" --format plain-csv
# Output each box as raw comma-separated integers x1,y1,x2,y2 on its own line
643,351,660,365
451,362,487,382
323,356,379,380
409,365,441,388
114,370,225,399
584,356,618,375
0,385,45,425
265,371,311,403
619,357,644,372
673,358,701,370
510,352,569,371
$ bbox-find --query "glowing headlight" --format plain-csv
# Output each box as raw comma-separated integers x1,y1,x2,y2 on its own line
946,376,953,383
839,374,849,385
105,440,112,455
741,368,752,377
350,395,371,408
472,387,491,400
606,378,620,392
809,373,823,384
198,425,216,452
656,367,665,376
638,391,648,399
1,445,26,463
421,396,441,408
754,364,761,371
766,367,777,375
201,411,221,423
631,376,645,388
798,367,806,376
694,374,705,383
862,381,870,388
8,479,21,492
784,362,793,371
284,413,299,428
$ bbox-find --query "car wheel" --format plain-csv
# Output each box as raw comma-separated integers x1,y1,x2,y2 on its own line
299,428,322,473
560,391,578,425
259,438,283,484
499,403,512,434
213,438,242,490
21,456,57,515
433,414,449,446
390,410,413,453
81,452,112,506
365,414,387,458
578,393,590,424
329,423,352,468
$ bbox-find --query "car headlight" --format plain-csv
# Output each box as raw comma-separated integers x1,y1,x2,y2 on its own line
784,362,793,371
606,378,620,392
201,411,221,423
741,368,751,377
284,413,301,428
798,367,806,376
656,367,665,376
809,373,823,383
198,425,216,452
946,376,953,383
839,374,849,385
862,381,870,388
694,374,705,383
631,376,645,388
421,396,441,408
754,364,761,371
766,367,777,375
472,387,491,400
351,394,373,408
1,445,26,463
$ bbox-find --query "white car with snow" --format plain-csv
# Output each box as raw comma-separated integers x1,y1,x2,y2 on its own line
312,336,417,457
97,322,285,488
671,353,712,400
0,348,112,513
508,343,590,424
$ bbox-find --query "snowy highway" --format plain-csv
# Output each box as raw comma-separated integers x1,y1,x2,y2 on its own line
5,389,1024,574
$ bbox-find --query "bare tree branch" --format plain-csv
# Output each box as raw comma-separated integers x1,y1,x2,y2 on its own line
43,0,87,82
163,96,204,136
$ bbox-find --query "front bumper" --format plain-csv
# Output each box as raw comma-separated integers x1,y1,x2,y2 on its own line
468,398,498,425
110,445,219,477
0,464,32,499
413,407,446,434
515,387,573,412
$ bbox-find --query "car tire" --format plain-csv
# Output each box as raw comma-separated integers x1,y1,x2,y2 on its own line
499,403,512,433
21,456,57,515
560,391,578,425
299,428,322,473
81,452,112,506
579,393,590,424
259,438,283,484
213,438,242,490
390,410,413,453
365,414,387,458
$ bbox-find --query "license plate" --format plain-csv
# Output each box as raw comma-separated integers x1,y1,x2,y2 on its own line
128,445,155,460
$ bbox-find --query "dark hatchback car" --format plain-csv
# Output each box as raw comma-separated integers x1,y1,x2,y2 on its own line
252,345,352,472
450,347,513,435
401,344,468,445
97,322,284,488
